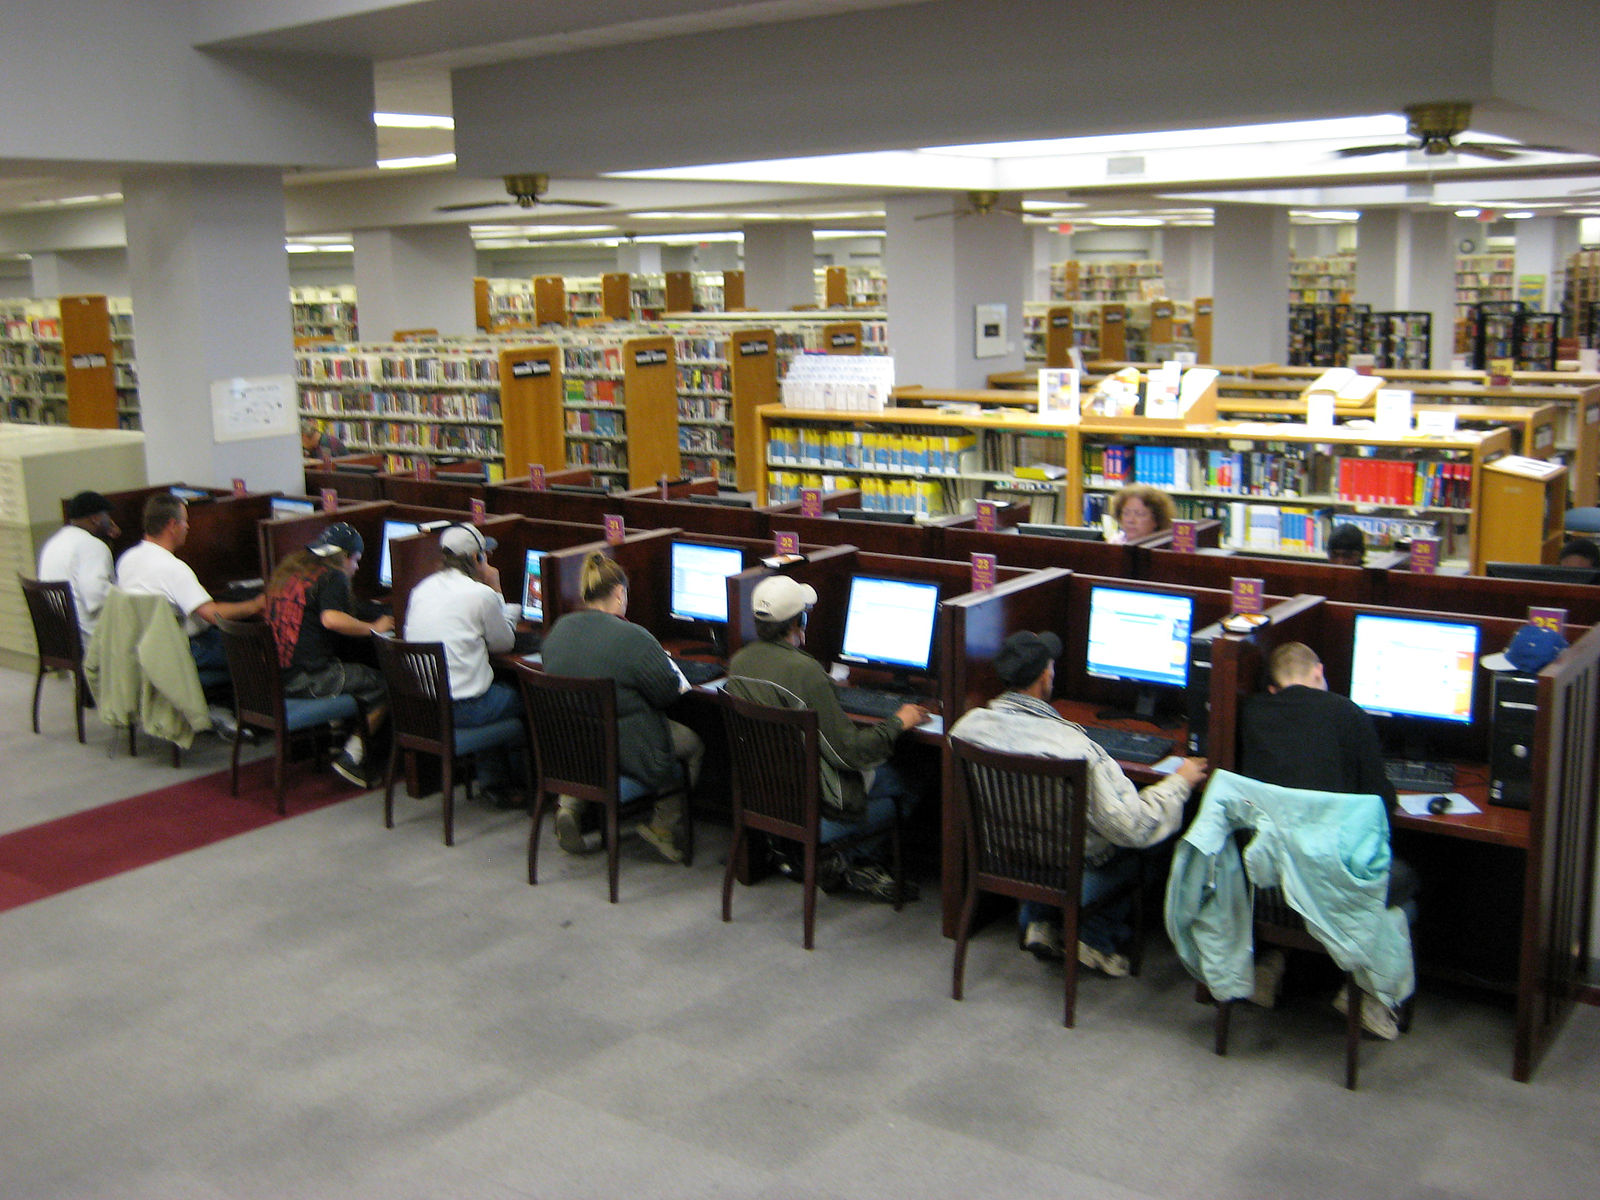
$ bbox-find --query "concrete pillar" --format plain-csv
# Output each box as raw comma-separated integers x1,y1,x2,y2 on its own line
1400,212,1455,369
1512,217,1576,312
1356,211,1402,310
29,252,61,296
352,225,475,340
617,241,664,273
122,166,300,494
661,245,694,272
883,194,1029,389
1210,204,1290,365
1161,227,1213,301
742,222,814,310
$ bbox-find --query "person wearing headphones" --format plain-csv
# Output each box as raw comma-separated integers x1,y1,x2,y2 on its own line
403,524,525,808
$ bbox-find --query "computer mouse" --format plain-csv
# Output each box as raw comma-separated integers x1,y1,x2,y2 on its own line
1426,795,1451,815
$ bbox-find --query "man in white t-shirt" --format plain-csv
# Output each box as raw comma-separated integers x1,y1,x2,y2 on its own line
115,491,265,672
37,490,120,641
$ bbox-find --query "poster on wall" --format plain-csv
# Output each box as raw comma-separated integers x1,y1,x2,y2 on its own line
210,374,298,442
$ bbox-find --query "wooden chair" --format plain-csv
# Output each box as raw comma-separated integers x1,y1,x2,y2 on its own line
19,575,89,744
373,636,528,846
948,737,1144,1028
719,691,904,949
216,617,361,815
515,667,692,904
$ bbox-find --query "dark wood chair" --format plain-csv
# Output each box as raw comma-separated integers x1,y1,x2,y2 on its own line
216,617,361,815
514,667,693,904
948,737,1145,1028
719,691,905,949
19,575,89,744
372,636,528,846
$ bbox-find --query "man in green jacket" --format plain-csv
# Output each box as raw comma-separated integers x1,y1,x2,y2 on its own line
725,574,929,901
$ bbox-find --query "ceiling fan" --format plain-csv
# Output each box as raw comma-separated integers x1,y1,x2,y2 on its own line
914,190,1027,221
435,173,610,213
1336,102,1576,161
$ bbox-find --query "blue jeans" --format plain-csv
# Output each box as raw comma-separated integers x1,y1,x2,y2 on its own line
453,682,526,792
190,625,228,674
1018,846,1142,954
820,762,916,863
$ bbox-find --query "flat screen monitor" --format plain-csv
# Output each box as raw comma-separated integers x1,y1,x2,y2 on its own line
1086,585,1193,690
169,485,212,502
547,482,609,496
520,549,544,624
836,507,916,525
1349,613,1479,724
333,462,381,475
1019,523,1104,541
668,540,744,624
688,493,754,509
838,575,941,675
270,496,317,518
377,519,422,590
1484,561,1600,586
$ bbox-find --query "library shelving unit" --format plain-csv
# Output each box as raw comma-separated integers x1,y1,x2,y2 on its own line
108,298,139,430
1,299,66,426
1562,248,1599,348
1362,310,1432,370
475,277,540,333
565,276,605,323
1477,456,1568,566
1051,259,1164,303
630,274,667,320
291,285,357,343
1287,302,1369,367
1471,302,1559,371
1287,253,1356,304
689,270,728,312
655,310,888,378
58,294,118,429
532,331,680,487
1457,252,1516,354
814,266,887,309
670,326,777,489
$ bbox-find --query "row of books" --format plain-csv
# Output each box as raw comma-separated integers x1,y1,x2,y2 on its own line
315,420,503,457
981,430,1070,476
1333,457,1472,507
767,471,943,513
1,346,64,368
1,316,60,340
566,441,628,472
295,351,500,385
298,389,500,422
678,426,733,455
682,453,734,486
564,410,624,437
678,396,729,424
564,377,622,406
678,364,731,394
1228,505,1335,554
672,335,732,362
767,425,977,475
562,345,626,374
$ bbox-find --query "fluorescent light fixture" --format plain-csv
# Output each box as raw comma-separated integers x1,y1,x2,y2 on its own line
373,112,454,130
1454,208,1482,217
1021,200,1087,211
1087,216,1164,227
1503,211,1535,219
377,153,457,170
286,242,354,254
18,191,123,209
814,229,886,240
1297,210,1361,220
931,115,1408,159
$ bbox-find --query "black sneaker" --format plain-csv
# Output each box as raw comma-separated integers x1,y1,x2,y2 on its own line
478,785,527,811
843,864,917,904
332,750,371,789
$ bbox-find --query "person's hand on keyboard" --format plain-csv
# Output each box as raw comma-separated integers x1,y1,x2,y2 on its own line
1174,757,1209,787
894,702,930,730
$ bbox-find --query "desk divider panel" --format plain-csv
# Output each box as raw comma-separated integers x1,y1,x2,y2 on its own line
768,512,943,558
620,494,770,540
388,514,524,631
183,494,277,594
940,525,1136,578
543,527,679,642
724,544,858,659
86,483,230,562
766,487,859,515
1204,595,1327,773
1142,547,1372,604
381,473,489,513
486,481,653,526
1377,570,1600,627
257,501,387,585
303,460,386,503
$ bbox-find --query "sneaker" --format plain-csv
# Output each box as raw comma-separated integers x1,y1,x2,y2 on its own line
477,785,526,811
842,863,917,904
1021,920,1065,963
554,806,598,854
332,749,372,790
1076,942,1131,978
815,849,848,893
1252,948,1288,1009
638,821,685,864
1332,987,1401,1040
209,707,241,742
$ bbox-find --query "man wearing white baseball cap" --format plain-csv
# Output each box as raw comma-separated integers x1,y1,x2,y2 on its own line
403,523,525,808
725,573,930,902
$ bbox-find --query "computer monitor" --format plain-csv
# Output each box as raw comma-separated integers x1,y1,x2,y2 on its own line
836,507,917,525
547,482,609,496
688,493,754,509
520,549,544,624
1018,522,1104,541
169,485,212,502
668,540,745,624
1349,613,1479,725
838,575,941,679
269,496,317,518
1484,561,1600,586
1086,585,1194,721
332,462,381,475
377,519,422,590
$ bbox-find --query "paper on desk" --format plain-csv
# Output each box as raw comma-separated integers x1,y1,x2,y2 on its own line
1396,791,1479,816
916,713,944,735
1152,755,1186,775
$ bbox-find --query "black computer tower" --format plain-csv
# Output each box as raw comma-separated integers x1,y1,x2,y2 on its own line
1488,672,1539,809
1185,633,1216,756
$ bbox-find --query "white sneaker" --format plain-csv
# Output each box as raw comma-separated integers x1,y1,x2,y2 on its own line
1021,920,1064,962
1076,941,1130,978
1332,987,1401,1040
1252,948,1287,1008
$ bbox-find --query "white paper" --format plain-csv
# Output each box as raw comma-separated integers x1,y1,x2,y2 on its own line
1415,410,1458,436
1306,391,1336,432
1373,389,1414,437
1395,791,1480,816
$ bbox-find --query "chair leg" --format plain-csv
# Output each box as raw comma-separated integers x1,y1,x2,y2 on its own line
1061,910,1081,1030
170,740,180,768
890,801,905,912
1127,863,1147,978
721,818,743,924
800,838,817,951
229,722,243,796
73,673,87,744
30,667,44,734
951,883,979,1001
382,743,399,829
528,789,551,885
1343,976,1361,1091
605,800,620,904
1214,998,1233,1056
273,731,287,816
442,757,455,847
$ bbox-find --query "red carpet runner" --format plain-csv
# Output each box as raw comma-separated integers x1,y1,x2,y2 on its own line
0,759,364,913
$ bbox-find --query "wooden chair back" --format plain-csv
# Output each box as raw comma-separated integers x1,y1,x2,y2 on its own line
19,575,88,743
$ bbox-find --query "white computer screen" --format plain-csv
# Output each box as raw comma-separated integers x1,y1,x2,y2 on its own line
520,550,544,624
669,541,744,624
377,519,421,589
270,496,316,518
839,576,941,672
1086,586,1193,689
1349,613,1478,723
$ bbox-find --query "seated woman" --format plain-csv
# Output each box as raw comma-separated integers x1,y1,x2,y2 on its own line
264,522,393,787
1107,484,1175,543
540,552,704,862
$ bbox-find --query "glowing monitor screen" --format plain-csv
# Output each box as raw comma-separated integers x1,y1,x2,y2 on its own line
520,550,544,624
377,519,421,590
1086,586,1193,689
1349,613,1479,724
838,576,941,673
170,486,211,501
270,496,316,518
668,541,744,624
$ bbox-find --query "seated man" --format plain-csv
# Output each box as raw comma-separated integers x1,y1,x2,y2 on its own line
1326,523,1366,567
1238,640,1416,1037
725,574,930,903
948,630,1206,976
37,490,120,642
115,492,264,674
1557,537,1599,570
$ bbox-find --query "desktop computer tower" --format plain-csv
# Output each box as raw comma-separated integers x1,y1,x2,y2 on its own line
1185,633,1216,756
1488,672,1539,809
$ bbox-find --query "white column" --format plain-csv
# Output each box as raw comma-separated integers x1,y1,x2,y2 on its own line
29,252,61,297
1512,217,1570,312
1356,211,1401,310
617,242,664,274
742,222,814,310
1210,204,1290,364
884,195,1029,389
1161,227,1214,301
122,166,300,494
1400,212,1455,369
352,225,475,341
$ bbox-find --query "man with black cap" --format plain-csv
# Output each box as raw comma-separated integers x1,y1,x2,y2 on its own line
264,522,393,787
948,629,1208,975
37,491,120,640
725,573,931,902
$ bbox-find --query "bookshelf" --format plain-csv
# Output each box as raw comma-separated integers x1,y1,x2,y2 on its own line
496,343,565,476
556,331,680,487
815,266,887,309
1051,259,1165,303
1470,302,1559,371
109,298,140,430
671,326,777,489
1,299,66,426
1457,252,1516,354
1363,311,1432,371
1287,303,1369,367
1562,248,1599,348
291,285,357,342
629,273,667,320
720,270,746,312
58,294,117,429
566,276,605,323
1288,253,1356,305
1478,457,1567,567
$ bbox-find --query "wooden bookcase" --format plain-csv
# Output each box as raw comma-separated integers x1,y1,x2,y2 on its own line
497,344,565,476
665,271,695,313
58,294,117,429
556,332,680,487
534,275,568,326
291,285,357,342
1,299,65,426
671,326,777,490
601,273,633,321
1477,457,1568,567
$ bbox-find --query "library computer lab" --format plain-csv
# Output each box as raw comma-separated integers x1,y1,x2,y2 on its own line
4,4,1600,1197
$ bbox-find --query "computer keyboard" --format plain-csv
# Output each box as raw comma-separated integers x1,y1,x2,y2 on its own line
1079,725,1175,765
834,685,912,720
511,629,542,655
1384,758,1456,793
673,657,725,686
